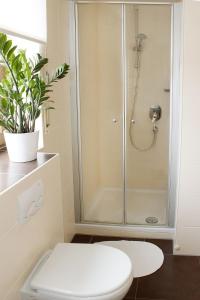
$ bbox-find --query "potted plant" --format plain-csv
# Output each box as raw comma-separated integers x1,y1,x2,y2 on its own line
0,33,69,162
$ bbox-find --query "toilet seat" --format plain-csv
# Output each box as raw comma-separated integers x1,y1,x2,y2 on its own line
30,243,133,299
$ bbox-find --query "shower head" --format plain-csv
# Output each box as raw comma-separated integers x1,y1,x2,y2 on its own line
136,33,147,41
134,33,147,52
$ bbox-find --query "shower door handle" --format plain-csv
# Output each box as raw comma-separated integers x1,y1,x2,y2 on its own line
112,118,118,123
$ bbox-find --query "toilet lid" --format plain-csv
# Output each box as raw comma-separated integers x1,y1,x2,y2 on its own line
97,240,164,278
31,243,132,297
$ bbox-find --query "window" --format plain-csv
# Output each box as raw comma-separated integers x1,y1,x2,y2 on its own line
0,34,45,148
0,0,46,149
0,0,46,43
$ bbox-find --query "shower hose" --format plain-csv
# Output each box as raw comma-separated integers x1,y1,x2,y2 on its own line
129,46,158,152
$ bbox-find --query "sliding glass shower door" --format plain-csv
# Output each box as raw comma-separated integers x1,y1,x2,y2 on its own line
77,3,124,223
75,2,171,226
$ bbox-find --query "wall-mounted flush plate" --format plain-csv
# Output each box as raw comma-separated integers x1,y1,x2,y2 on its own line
18,180,44,224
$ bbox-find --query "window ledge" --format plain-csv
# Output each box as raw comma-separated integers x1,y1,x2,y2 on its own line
0,150,56,193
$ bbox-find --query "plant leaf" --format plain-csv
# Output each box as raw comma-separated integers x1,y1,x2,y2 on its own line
3,40,12,56
7,45,17,60
0,33,7,50
49,63,69,83
32,54,48,74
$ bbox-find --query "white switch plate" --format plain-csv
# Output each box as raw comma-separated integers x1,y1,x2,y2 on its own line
18,180,44,224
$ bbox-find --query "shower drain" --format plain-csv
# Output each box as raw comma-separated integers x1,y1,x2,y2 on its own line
145,216,159,224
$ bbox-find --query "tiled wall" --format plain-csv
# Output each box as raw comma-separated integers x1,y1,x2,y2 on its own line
0,156,64,300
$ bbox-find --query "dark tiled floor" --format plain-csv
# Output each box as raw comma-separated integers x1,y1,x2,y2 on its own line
92,235,145,243
145,238,173,255
71,234,172,254
71,234,93,244
71,234,200,300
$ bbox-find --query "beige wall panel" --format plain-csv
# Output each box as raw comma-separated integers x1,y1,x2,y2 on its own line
0,156,64,299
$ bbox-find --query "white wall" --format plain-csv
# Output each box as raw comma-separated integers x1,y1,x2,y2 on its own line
174,0,200,255
0,156,64,300
44,0,75,240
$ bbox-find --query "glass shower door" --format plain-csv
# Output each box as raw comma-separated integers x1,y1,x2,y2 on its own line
77,3,124,223
125,4,171,225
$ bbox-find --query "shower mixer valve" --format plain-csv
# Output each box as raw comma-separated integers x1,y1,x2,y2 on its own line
149,105,162,123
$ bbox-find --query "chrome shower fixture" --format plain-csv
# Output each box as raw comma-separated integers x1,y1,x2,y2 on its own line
149,105,161,133
137,33,147,39
149,105,162,123
134,33,147,69
134,33,147,52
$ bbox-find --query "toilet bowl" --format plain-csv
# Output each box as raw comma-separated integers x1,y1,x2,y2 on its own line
21,243,133,300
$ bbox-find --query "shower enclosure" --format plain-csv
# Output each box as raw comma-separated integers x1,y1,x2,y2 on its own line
70,1,181,230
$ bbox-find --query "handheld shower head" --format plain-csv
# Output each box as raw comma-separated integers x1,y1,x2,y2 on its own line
136,33,147,40
134,33,147,52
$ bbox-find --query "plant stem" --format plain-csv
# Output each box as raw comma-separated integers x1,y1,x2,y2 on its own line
0,50,24,132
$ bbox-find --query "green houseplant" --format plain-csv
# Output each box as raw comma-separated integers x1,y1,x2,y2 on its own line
0,33,69,162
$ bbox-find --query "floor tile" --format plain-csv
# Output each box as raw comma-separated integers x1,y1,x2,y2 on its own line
92,235,145,243
136,255,200,300
136,298,166,300
71,234,92,243
123,278,138,299
70,235,200,299
145,239,173,254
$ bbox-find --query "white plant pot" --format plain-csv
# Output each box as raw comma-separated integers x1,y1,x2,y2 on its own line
4,131,39,163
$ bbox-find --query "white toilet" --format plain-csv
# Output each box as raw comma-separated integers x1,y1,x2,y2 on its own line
21,243,133,300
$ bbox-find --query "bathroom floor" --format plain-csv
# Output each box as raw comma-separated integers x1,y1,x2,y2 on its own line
71,234,200,300
84,188,167,225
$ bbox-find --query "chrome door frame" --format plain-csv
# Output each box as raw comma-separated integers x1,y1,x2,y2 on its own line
69,0,179,227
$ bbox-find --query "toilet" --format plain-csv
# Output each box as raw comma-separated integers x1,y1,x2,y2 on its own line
21,243,133,300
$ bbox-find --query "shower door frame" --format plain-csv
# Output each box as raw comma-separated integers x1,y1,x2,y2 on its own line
70,0,178,227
